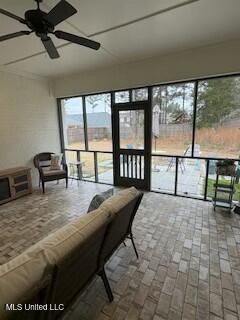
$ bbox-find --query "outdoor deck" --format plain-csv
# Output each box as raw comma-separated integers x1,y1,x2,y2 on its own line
80,158,206,198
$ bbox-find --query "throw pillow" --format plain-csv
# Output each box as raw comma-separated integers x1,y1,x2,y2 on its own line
87,188,114,213
50,153,63,170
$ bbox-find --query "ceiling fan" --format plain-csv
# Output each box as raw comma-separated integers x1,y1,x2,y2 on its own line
0,0,101,59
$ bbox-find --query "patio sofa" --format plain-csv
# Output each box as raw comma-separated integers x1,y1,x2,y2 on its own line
0,187,143,320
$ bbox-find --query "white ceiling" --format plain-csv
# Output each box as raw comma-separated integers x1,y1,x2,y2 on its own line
0,0,240,78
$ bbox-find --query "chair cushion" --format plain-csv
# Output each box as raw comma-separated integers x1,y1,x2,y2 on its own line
0,252,49,318
99,187,140,215
87,188,114,213
43,169,66,176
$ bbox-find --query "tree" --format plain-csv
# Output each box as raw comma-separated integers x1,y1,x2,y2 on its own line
152,83,194,124
132,88,148,101
86,94,111,113
196,78,240,128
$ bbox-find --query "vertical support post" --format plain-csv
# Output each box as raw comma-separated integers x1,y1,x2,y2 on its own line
139,156,142,180
146,86,152,190
82,96,89,151
127,155,129,178
191,81,198,157
57,98,66,162
131,155,133,178
111,92,117,186
135,155,138,179
123,154,126,178
77,150,81,180
213,174,219,211
129,89,133,102
175,157,179,196
77,150,81,162
94,151,98,183
204,159,209,200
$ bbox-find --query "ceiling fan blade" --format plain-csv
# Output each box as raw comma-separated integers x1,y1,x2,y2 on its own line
54,31,101,50
45,0,77,26
0,31,31,42
0,8,26,24
42,37,60,59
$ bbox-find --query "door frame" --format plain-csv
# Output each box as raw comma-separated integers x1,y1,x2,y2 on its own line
112,97,152,190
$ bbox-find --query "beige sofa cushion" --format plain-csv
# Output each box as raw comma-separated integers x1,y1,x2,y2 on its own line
0,252,50,319
49,208,112,307
20,206,112,312
26,207,112,265
71,206,113,237
24,223,79,261
99,187,140,215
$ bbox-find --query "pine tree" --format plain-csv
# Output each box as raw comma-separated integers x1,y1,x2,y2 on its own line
196,78,240,128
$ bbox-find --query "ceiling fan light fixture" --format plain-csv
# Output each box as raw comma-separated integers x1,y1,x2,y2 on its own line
0,0,101,59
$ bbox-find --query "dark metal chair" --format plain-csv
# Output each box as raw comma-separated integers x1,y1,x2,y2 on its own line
33,152,68,193
97,190,143,302
166,145,191,173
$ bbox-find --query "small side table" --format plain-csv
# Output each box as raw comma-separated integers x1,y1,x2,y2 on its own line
69,161,84,185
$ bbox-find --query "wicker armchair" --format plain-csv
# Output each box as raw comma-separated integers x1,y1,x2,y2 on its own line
33,152,68,193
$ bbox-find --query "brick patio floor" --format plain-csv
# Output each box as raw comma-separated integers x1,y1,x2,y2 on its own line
1,181,240,319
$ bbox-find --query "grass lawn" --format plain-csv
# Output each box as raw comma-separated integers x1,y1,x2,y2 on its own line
207,177,240,201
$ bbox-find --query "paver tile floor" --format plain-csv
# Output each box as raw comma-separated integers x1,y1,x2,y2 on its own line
1,181,240,319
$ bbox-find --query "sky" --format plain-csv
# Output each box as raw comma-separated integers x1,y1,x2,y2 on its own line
64,96,110,114
63,88,193,115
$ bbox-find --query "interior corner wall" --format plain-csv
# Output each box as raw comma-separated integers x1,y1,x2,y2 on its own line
53,39,240,98
0,71,60,187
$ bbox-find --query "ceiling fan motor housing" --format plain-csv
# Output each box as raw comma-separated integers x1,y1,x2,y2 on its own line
25,9,54,40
